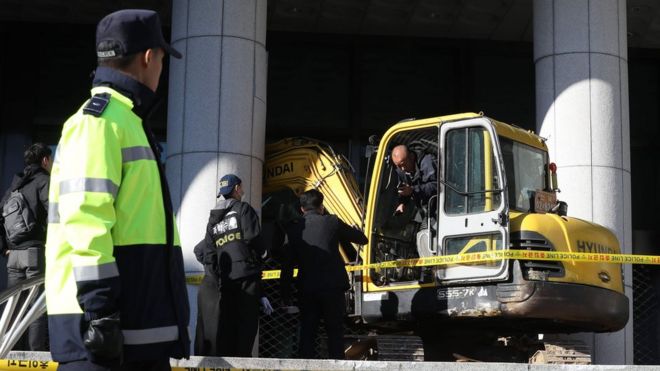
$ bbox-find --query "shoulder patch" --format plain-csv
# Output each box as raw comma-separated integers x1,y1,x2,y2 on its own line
82,93,111,117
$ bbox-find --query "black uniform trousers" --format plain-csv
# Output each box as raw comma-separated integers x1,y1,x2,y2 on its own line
298,289,345,359
217,276,260,357
194,275,220,356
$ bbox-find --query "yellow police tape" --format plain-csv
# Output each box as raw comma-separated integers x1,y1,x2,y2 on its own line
186,249,660,284
0,359,280,371
0,359,56,370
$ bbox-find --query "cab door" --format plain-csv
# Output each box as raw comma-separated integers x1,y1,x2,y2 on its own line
437,117,509,283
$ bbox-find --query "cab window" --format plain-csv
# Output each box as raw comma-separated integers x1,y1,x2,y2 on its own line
499,139,547,212
444,127,501,215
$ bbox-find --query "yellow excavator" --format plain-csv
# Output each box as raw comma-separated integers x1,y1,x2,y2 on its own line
261,113,628,362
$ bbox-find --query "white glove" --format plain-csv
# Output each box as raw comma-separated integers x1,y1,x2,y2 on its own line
260,297,273,315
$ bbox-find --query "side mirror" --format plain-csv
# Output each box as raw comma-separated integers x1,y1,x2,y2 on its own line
550,201,568,217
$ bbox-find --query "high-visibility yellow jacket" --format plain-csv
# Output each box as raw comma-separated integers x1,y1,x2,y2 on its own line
46,82,190,363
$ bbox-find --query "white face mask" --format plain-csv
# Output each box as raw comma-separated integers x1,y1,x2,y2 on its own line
235,184,244,201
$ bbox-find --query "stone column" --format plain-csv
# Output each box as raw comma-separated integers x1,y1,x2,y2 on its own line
166,0,267,351
534,0,631,364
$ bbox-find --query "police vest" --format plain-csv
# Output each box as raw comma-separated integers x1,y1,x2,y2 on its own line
209,202,262,282
212,210,243,248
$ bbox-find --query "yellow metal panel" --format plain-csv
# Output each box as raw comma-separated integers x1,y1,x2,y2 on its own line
509,211,624,293
491,119,547,151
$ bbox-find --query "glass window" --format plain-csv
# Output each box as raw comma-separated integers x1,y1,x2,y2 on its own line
444,127,501,215
499,139,547,212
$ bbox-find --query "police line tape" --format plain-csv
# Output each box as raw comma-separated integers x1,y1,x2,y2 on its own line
185,249,659,284
0,359,282,371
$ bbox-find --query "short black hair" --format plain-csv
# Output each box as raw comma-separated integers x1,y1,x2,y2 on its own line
24,143,52,166
96,41,145,70
97,52,140,70
300,189,324,211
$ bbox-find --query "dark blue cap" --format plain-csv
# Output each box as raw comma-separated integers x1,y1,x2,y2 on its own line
96,9,182,59
218,174,242,197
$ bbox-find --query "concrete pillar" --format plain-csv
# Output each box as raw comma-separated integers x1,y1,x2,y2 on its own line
534,0,631,365
166,0,268,352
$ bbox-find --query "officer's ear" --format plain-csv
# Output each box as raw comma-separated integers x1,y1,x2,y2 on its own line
137,49,150,67
141,48,163,68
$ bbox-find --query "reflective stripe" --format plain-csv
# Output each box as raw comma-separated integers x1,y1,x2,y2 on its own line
60,178,118,198
122,146,155,163
73,262,119,282
122,326,179,345
48,202,59,223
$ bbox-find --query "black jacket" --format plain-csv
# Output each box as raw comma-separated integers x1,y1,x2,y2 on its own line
395,152,437,209
203,198,265,285
194,239,217,282
0,164,50,251
282,211,367,297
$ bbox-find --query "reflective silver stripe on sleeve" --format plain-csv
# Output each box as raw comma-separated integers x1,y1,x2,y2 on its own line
48,202,59,224
122,146,155,163
59,178,118,198
122,326,179,345
73,262,119,282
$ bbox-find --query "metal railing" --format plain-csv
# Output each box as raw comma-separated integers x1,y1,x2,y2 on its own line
0,275,46,358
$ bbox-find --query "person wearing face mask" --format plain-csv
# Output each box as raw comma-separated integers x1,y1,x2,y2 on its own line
0,143,52,352
201,174,270,356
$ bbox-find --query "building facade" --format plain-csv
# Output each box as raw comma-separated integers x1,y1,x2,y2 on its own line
2,0,660,364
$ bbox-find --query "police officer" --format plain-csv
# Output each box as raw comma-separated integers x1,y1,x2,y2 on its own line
201,174,270,356
281,189,367,359
46,9,189,371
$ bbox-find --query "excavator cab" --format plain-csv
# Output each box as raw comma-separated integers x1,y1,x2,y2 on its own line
365,116,510,290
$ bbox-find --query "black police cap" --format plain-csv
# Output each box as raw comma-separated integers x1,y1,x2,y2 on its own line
96,9,182,59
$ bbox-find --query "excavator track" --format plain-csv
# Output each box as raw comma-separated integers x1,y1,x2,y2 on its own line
376,335,425,361
344,335,424,361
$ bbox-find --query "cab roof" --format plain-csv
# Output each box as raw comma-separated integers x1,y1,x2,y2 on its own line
385,112,547,151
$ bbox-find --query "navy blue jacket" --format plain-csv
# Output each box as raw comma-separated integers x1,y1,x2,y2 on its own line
395,152,437,209
281,212,367,298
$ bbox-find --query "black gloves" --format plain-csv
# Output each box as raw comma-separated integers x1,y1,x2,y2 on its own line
83,312,123,363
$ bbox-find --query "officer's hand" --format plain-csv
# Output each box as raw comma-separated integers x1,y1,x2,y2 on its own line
394,203,405,215
83,312,123,362
260,297,274,315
